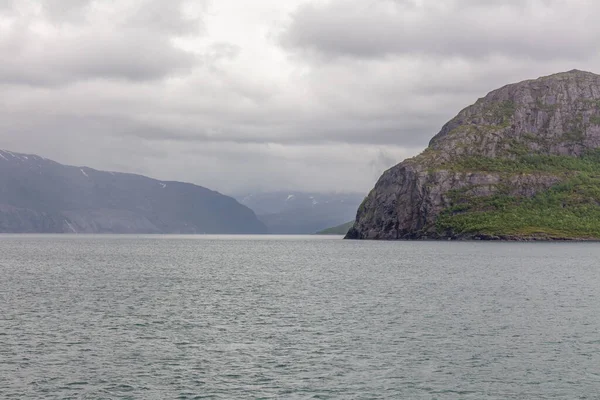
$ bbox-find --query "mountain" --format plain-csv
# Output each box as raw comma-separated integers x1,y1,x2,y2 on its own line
237,191,364,234
317,221,354,235
347,70,600,240
0,149,267,234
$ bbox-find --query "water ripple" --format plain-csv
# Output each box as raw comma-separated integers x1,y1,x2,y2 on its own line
1,236,600,398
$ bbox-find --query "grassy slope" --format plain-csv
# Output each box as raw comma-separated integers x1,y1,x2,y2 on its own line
316,221,354,235
436,150,600,239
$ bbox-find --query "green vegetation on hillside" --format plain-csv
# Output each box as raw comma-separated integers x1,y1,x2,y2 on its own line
436,149,600,239
444,149,600,174
317,221,354,235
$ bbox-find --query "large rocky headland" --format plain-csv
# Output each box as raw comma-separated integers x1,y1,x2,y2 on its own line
347,70,600,240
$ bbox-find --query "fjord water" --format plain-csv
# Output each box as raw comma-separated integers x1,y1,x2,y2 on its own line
1,236,599,399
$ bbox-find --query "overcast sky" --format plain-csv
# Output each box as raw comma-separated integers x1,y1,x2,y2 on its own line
1,0,599,195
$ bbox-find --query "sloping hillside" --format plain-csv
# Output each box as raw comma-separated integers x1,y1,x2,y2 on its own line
0,149,267,234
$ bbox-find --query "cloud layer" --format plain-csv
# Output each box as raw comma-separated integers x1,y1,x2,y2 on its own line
284,0,597,60
1,0,600,194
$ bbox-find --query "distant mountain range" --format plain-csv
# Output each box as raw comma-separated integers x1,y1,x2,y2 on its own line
0,149,266,234
236,191,364,234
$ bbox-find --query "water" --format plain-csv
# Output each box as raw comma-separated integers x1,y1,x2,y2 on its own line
1,235,599,399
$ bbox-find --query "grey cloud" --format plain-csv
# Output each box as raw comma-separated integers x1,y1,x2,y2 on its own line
0,105,439,148
0,0,201,85
0,31,196,85
369,149,399,178
37,0,204,34
2,0,599,194
0,110,413,193
127,0,206,35
121,121,437,147
282,0,598,60
39,0,92,22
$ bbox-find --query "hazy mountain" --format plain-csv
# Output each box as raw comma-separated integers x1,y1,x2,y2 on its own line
0,149,266,234
237,191,364,234
348,70,600,240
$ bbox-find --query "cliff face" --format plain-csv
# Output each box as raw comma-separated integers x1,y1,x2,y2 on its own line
347,70,600,240
0,150,267,234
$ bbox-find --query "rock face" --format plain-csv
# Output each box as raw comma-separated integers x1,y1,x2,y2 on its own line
0,150,267,234
347,70,600,240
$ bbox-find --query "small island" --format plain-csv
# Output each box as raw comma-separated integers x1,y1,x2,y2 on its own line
347,70,600,240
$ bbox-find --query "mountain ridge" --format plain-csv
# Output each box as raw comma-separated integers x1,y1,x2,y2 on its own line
0,149,267,234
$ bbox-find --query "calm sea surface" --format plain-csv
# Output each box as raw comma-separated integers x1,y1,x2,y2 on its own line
1,235,599,399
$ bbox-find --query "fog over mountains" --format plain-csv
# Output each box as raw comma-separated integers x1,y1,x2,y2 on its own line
237,191,364,234
0,149,266,234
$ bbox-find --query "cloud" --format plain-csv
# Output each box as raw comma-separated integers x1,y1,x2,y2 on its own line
282,0,598,60
1,0,600,194
0,0,201,85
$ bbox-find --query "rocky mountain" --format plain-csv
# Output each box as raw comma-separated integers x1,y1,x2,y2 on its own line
237,191,364,234
347,70,600,240
0,149,267,234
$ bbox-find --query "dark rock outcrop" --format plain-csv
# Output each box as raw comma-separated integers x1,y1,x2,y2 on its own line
0,150,267,234
347,70,600,240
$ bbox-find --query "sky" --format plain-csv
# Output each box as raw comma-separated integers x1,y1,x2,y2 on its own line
1,0,599,195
